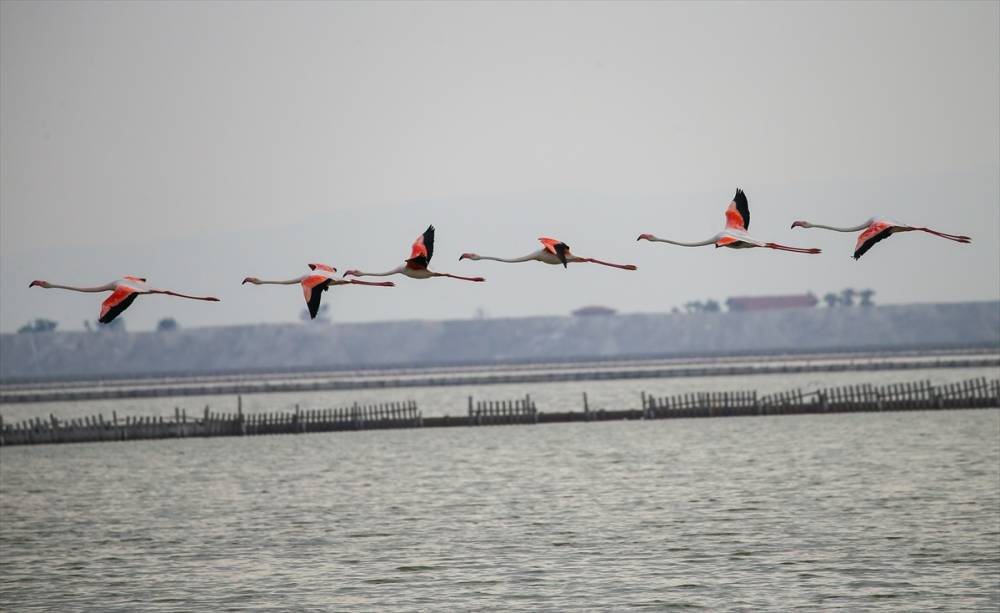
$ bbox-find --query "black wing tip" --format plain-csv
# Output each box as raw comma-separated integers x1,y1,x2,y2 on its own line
554,242,570,267
733,188,747,205
854,227,893,260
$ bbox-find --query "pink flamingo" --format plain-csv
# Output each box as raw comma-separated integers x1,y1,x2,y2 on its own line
28,276,219,324
242,263,393,319
460,237,637,270
638,188,821,254
791,217,971,260
344,225,485,282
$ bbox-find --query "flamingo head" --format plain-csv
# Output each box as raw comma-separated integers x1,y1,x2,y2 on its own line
29,280,50,288
458,253,479,261
790,221,809,229
636,233,655,242
241,277,260,285
342,270,361,277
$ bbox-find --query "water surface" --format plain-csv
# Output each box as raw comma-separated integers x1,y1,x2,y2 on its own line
2,409,998,610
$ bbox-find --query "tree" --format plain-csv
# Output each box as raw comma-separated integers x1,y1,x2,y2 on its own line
858,289,876,307
684,301,704,314
703,299,721,313
157,317,179,332
840,288,857,307
823,293,840,308
17,319,58,334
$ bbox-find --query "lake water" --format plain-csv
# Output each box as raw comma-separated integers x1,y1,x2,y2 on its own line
1,408,998,610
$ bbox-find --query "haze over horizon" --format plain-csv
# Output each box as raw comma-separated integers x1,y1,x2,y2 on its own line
3,1,998,332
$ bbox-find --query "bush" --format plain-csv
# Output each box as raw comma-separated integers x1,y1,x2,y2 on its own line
17,319,58,334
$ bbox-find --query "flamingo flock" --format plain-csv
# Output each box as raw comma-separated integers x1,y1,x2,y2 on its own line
27,188,972,322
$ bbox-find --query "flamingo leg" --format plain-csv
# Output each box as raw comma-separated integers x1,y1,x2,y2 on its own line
155,290,221,301
578,258,638,270
764,243,822,254
434,273,486,282
915,228,971,243
348,280,395,287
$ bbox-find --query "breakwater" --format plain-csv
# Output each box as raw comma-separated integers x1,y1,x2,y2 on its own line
2,377,996,446
2,355,996,404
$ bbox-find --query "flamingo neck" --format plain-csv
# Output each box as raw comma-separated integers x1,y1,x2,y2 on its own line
353,267,401,277
806,222,870,232
648,236,717,247
47,283,114,293
255,277,305,285
476,253,540,263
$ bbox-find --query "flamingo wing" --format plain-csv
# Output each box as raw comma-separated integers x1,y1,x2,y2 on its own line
302,275,333,319
406,225,435,269
853,222,894,260
538,237,570,267
99,286,140,324
724,188,750,231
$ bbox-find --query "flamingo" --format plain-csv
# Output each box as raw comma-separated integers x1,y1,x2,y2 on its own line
790,217,971,260
637,188,821,254
242,263,394,319
344,225,486,282
28,276,219,324
459,238,638,270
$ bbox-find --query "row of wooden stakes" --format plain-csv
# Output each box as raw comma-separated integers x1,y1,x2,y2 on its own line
1,378,997,446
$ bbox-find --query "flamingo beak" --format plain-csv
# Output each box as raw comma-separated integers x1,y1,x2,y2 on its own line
636,234,651,241
791,221,804,229
241,277,253,285
459,253,472,261
28,280,41,288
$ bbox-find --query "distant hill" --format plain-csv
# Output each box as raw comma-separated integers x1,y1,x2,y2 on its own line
1,302,997,381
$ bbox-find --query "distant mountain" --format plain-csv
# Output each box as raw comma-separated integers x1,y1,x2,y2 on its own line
1,302,997,381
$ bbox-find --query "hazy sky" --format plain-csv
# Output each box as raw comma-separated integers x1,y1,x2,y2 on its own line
2,1,998,332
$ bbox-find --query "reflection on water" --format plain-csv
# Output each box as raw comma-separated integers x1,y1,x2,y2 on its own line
1,409,998,611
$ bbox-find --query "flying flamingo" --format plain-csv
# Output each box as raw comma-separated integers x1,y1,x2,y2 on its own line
344,225,486,282
637,188,821,254
459,237,638,270
28,276,219,324
790,217,971,260
242,263,394,319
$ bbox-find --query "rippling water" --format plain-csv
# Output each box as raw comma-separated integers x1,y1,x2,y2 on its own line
2,409,998,610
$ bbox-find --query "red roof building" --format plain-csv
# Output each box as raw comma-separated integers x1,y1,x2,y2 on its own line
726,294,818,311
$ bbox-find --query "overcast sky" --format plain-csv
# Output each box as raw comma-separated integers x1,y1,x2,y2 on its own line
2,1,998,332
